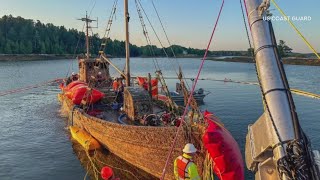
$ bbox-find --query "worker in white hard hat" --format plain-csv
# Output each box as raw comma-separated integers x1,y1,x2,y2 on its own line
174,143,201,180
71,72,78,81
97,72,103,81
65,72,78,85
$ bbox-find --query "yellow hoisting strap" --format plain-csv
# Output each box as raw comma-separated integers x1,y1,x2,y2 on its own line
271,0,320,59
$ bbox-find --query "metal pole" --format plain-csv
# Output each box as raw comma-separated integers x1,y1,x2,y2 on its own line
244,0,296,179
245,0,295,144
148,73,152,97
86,12,89,59
124,0,130,86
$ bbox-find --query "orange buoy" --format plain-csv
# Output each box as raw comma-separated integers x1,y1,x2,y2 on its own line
69,126,101,151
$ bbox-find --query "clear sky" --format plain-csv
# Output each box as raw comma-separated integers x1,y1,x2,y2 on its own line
1,0,319,53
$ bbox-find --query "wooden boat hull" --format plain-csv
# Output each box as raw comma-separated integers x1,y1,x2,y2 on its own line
58,93,206,179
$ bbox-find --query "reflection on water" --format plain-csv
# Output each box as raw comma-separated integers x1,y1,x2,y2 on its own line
71,140,156,180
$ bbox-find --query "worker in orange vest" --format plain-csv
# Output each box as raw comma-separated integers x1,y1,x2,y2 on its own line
174,143,201,180
112,78,119,92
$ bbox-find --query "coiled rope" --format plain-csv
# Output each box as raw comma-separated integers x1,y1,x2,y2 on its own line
160,0,225,179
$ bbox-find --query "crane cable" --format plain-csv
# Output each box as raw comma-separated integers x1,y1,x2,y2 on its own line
160,0,225,179
135,0,177,111
150,0,192,94
98,0,118,56
271,0,320,59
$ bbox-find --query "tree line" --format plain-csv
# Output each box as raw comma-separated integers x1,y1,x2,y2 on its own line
0,15,292,57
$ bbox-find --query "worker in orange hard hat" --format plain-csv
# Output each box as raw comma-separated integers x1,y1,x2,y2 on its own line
174,143,201,180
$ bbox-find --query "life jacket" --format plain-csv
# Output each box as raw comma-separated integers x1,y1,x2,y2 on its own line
113,81,119,91
176,155,192,179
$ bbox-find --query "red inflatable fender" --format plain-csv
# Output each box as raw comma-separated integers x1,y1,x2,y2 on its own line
202,110,244,180
72,87,104,105
65,84,88,99
64,81,86,91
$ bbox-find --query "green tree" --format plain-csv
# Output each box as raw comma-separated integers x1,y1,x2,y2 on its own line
40,41,46,54
25,41,33,54
247,48,254,56
278,40,292,57
4,40,13,53
19,42,27,54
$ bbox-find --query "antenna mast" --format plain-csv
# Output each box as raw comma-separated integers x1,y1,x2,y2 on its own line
78,11,96,59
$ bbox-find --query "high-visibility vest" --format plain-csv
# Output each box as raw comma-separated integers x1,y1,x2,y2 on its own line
112,81,119,91
176,155,192,179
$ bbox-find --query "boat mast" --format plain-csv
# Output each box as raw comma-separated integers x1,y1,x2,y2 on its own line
124,0,130,86
244,0,319,179
78,12,96,60
86,12,90,59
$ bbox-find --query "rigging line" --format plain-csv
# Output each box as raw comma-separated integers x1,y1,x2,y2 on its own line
99,0,118,56
135,2,179,112
134,0,175,107
137,0,170,71
88,0,96,18
134,0,160,71
102,0,118,39
65,22,85,78
151,0,176,58
150,0,191,90
271,0,320,59
160,0,225,179
137,0,169,58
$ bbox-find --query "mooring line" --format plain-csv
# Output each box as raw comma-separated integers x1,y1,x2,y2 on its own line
0,78,63,97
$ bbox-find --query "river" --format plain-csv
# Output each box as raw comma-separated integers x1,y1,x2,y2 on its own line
0,58,319,179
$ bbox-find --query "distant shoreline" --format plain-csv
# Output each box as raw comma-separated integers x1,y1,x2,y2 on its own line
206,56,320,66
0,54,74,61
1,54,319,66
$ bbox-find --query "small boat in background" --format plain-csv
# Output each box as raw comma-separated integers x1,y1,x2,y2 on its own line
168,83,210,105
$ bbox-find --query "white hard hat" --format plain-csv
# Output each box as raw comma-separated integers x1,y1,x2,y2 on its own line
98,72,102,75
72,72,76,76
183,143,197,153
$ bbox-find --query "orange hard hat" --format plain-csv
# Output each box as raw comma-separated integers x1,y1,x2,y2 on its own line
101,166,113,180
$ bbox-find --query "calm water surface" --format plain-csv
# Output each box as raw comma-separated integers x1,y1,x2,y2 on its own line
0,58,319,179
